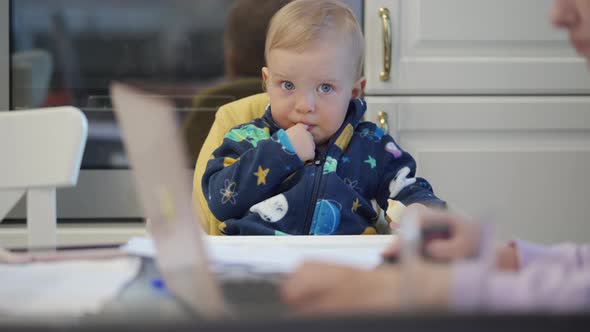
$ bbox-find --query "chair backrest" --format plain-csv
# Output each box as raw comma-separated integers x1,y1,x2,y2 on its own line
183,77,264,164
192,93,268,235
0,107,88,247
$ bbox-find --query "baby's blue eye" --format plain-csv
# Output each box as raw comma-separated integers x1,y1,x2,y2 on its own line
318,83,333,93
281,81,295,90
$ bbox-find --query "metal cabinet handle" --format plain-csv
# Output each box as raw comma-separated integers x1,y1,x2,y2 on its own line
379,7,392,82
377,111,389,134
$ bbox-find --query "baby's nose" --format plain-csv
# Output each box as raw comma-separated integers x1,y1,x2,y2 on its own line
295,92,315,113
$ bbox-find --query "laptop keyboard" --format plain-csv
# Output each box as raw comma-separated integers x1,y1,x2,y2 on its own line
212,261,285,283
213,262,287,318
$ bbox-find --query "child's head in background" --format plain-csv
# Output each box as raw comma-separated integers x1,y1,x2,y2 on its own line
262,0,366,146
224,0,293,79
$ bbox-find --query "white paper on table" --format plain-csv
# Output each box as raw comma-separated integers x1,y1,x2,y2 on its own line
122,237,156,257
209,245,384,272
0,256,141,317
122,236,387,273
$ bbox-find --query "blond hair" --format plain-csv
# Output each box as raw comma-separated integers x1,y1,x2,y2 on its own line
265,0,365,80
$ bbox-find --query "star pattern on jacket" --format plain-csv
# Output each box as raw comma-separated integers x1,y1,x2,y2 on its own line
352,198,361,212
364,155,376,169
254,166,270,185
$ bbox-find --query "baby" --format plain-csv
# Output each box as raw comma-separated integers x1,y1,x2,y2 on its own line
202,0,445,235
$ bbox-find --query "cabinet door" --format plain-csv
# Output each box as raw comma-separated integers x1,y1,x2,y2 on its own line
0,0,7,110
364,0,590,94
365,96,590,243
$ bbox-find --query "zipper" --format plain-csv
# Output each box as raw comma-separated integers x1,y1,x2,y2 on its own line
262,114,326,234
303,154,325,234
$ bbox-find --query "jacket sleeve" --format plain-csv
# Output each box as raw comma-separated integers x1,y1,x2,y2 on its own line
451,243,590,312
202,124,303,221
375,134,446,209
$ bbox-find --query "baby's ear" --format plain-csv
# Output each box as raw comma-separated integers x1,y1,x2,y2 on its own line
351,77,366,99
261,67,269,91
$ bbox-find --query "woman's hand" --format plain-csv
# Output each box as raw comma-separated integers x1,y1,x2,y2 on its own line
495,241,520,271
383,208,520,271
281,261,452,315
281,262,401,316
383,208,481,262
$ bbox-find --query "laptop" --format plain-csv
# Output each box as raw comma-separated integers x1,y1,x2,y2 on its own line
109,82,284,319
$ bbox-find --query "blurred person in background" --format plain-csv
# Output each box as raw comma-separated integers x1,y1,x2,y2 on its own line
183,0,292,163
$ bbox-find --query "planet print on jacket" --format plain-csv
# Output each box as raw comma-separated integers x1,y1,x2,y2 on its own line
224,124,270,148
385,141,402,158
249,194,288,222
310,199,342,235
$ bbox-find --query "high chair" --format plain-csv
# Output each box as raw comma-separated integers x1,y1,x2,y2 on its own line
192,93,268,235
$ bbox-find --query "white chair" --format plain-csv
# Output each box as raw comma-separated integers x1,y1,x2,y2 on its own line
0,107,87,247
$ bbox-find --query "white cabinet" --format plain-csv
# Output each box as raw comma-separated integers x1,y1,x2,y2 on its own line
365,96,590,243
364,0,590,94
0,0,8,111
364,0,590,243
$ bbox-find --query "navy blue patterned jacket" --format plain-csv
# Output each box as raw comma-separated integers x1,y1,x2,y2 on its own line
202,99,445,235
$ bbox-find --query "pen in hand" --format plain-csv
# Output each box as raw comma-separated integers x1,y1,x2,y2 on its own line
382,223,451,264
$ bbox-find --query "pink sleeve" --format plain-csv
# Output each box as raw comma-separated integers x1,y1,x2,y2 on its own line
451,244,590,313
515,240,590,269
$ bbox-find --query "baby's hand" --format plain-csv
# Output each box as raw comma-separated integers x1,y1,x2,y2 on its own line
286,123,315,162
